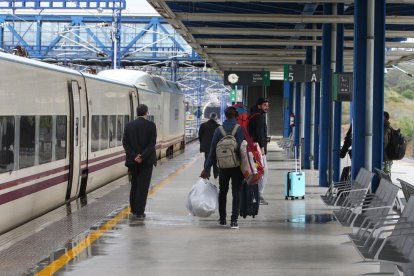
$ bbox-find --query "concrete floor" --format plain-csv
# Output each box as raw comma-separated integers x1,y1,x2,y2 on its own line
54,142,381,276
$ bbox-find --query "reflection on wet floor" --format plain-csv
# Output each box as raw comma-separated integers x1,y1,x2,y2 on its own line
285,214,337,224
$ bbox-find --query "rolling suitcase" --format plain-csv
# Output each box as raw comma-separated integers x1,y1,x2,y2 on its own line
239,180,260,218
285,145,305,200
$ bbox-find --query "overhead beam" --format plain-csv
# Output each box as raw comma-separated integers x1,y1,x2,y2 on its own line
177,13,414,25
189,27,414,38
204,48,306,55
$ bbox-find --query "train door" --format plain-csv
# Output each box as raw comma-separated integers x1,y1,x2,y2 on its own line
66,80,82,200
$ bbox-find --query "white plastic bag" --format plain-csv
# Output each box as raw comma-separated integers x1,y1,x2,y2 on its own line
187,178,218,218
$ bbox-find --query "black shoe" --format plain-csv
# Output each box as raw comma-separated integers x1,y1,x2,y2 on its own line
136,213,146,219
218,218,227,227
230,220,239,229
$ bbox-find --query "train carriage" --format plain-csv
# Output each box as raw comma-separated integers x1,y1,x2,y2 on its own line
0,53,185,234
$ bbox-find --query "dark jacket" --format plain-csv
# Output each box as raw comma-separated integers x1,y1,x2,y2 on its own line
384,120,392,161
122,117,157,167
198,119,220,153
204,118,244,171
248,106,268,154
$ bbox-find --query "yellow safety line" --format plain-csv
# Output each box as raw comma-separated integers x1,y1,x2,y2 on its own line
36,153,201,276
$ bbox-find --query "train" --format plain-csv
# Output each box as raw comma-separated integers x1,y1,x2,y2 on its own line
0,52,185,234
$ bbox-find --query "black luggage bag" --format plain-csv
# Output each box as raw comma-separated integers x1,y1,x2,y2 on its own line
239,181,259,218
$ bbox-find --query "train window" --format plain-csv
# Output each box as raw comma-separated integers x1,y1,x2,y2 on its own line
109,115,116,148
39,116,53,164
19,116,36,169
0,116,14,174
100,115,108,150
91,115,99,152
116,115,124,146
55,116,67,160
175,109,179,121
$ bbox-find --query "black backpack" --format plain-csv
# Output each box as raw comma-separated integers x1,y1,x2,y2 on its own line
386,127,407,160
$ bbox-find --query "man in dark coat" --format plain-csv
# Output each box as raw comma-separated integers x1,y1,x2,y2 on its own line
383,111,393,177
248,97,270,205
122,104,157,218
198,112,220,178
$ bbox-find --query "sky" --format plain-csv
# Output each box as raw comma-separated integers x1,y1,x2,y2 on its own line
0,0,159,16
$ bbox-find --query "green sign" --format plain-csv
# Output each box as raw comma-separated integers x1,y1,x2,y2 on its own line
230,88,237,102
262,71,270,86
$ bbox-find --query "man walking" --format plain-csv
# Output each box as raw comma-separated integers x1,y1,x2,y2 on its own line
248,97,270,205
383,111,393,177
200,107,244,229
123,104,157,218
198,112,220,179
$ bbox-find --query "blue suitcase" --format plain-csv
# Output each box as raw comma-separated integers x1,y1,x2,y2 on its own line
285,145,305,200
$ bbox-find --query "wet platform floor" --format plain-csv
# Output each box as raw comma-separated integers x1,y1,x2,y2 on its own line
0,142,386,275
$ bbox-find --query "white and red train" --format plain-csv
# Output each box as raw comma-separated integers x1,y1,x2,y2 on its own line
0,53,185,234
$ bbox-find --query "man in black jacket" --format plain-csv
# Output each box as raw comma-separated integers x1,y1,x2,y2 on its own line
248,97,269,205
198,112,220,178
122,104,157,218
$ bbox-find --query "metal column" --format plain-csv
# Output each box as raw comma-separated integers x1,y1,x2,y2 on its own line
283,81,292,138
304,47,312,169
319,3,332,187
289,82,294,136
372,0,386,192
333,3,344,182
294,81,302,152
314,47,322,170
352,0,368,180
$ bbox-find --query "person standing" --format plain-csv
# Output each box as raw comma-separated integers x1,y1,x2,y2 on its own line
248,97,270,205
383,111,393,177
198,112,220,179
200,107,244,229
123,104,157,219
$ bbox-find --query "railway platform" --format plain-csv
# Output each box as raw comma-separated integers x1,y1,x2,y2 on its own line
2,141,414,275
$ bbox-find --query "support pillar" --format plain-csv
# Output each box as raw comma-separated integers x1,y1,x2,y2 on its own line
294,81,302,153
304,47,312,169
319,3,332,187
314,47,321,170
352,0,368,180
333,3,344,182
372,0,386,192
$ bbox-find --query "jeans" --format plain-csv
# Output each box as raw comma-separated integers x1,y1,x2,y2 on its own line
218,167,243,221
258,155,268,198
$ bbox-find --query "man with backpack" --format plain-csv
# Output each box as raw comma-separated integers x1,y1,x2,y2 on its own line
198,112,220,179
248,98,270,205
200,106,244,229
383,112,393,177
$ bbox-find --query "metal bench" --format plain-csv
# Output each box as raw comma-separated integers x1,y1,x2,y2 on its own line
321,167,374,207
334,177,398,228
349,196,414,275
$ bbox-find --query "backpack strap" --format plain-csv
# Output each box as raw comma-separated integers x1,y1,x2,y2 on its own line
218,126,227,136
231,124,240,136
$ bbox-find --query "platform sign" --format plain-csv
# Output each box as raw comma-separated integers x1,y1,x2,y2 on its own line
224,71,269,86
333,73,353,101
230,88,237,102
284,64,321,83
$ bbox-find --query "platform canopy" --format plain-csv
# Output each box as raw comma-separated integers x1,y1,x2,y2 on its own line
148,0,414,73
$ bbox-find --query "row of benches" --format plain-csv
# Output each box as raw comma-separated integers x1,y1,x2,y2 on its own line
321,168,414,275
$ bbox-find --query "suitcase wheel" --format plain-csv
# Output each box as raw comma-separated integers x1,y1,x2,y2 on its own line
302,196,305,199
285,196,288,200
291,197,295,200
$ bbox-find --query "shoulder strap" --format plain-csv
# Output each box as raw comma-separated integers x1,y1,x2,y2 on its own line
249,113,260,120
218,126,226,136
231,124,240,136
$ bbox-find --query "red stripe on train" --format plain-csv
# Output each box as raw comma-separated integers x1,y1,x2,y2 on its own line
0,174,69,205
0,166,69,192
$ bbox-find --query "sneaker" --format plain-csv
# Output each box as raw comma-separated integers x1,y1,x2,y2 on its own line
218,218,227,227
259,197,269,205
230,220,239,229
